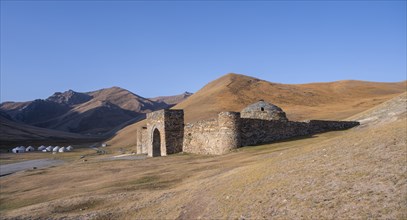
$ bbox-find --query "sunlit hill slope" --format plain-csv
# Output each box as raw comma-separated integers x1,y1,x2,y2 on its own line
107,73,406,149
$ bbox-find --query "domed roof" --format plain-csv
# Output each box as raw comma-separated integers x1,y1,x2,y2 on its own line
241,100,283,113
241,100,288,121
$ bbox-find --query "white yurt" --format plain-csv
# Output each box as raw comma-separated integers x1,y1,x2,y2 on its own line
46,146,53,152
66,146,73,151
42,149,48,152
26,146,35,152
38,145,46,151
52,146,60,152
58,147,66,153
12,146,25,153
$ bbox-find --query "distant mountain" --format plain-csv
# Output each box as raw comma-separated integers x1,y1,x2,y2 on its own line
0,87,191,135
150,92,193,106
46,89,92,105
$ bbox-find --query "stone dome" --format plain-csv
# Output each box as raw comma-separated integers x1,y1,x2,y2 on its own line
241,100,288,121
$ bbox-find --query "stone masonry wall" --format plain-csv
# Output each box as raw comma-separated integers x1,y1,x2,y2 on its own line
240,119,310,146
164,110,184,154
146,110,166,157
145,109,184,157
183,119,220,155
307,120,360,134
183,112,242,155
217,112,241,154
136,127,148,154
142,108,359,157
241,110,287,121
240,119,360,147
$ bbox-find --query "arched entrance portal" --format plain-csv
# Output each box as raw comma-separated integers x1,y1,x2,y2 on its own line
152,128,161,157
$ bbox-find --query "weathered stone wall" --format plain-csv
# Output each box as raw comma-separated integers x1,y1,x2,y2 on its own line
183,119,220,155
241,110,288,121
240,101,288,121
142,107,360,157
217,112,241,154
183,112,243,155
145,109,184,157
240,119,310,146
164,110,184,155
136,127,148,154
307,120,360,134
240,119,360,147
146,110,166,157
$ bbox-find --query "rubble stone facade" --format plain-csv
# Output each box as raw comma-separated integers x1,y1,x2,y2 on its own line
143,109,184,157
137,101,360,157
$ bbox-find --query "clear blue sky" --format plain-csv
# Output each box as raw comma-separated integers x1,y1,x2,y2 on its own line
1,1,406,102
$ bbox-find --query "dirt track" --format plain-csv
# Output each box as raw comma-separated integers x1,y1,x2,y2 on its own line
0,159,64,177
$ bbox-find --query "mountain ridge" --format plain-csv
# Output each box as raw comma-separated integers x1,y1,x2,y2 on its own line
0,87,192,136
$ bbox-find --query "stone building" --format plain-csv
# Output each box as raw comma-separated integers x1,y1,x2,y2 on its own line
241,100,288,121
137,101,359,157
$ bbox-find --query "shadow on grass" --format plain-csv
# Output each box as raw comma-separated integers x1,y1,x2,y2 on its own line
111,175,183,192
242,135,317,149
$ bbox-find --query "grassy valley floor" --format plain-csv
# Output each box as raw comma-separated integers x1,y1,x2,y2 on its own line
0,111,405,219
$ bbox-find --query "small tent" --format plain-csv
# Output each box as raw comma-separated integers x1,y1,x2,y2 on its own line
52,146,60,152
46,146,53,152
26,146,35,152
38,145,46,151
58,147,66,153
66,146,73,151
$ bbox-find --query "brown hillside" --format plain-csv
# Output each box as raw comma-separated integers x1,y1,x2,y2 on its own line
0,114,99,147
175,73,406,122
107,73,406,149
2,88,405,219
87,87,161,112
0,87,182,135
348,92,407,127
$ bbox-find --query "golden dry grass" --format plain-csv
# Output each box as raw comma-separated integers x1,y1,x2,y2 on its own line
1,93,406,219
107,73,406,150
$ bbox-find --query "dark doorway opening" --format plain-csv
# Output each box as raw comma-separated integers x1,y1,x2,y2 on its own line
152,128,161,157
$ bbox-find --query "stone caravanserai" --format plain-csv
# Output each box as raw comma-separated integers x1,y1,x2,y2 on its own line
136,100,360,157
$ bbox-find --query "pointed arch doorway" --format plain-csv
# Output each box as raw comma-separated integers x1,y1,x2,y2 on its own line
152,128,161,157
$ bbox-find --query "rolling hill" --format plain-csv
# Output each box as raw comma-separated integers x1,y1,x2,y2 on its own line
107,73,406,149
1,89,405,219
175,73,406,122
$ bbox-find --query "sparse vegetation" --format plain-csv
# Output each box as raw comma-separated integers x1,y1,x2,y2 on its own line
0,83,405,219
